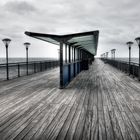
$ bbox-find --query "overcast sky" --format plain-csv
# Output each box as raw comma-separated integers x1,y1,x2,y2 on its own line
0,0,140,58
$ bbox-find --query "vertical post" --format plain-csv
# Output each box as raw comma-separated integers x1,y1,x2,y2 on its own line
74,48,75,62
135,38,140,81
74,47,76,76
60,41,63,89
76,49,78,61
68,45,71,82
26,47,28,75
129,47,131,75
78,49,80,60
139,45,140,81
111,50,113,59
126,42,133,76
34,63,36,73
81,49,83,70
6,45,9,80
80,49,82,60
72,47,73,62
65,44,67,63
40,61,42,71
18,63,20,77
69,46,71,63
106,52,108,59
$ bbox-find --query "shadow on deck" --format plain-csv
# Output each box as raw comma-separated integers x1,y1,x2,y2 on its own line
0,59,140,140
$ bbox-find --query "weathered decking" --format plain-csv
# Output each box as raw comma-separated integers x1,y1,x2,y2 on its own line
0,59,140,140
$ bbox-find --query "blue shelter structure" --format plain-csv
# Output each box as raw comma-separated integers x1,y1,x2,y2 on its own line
25,31,99,88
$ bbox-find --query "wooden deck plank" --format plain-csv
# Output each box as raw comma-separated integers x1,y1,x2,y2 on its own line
0,59,140,140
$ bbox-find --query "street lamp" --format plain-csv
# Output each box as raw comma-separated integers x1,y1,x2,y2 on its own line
135,37,140,80
113,49,116,60
106,52,109,59
24,42,30,75
126,41,133,75
104,53,106,59
2,38,11,80
111,49,114,59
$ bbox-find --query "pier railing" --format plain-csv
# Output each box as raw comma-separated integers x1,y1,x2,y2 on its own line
0,60,59,81
101,58,139,78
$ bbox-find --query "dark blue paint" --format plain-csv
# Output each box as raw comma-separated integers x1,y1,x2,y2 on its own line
63,65,69,86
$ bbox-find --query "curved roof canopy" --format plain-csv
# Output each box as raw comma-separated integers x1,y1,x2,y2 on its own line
25,30,99,55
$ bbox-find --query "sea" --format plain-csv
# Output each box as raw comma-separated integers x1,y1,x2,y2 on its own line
102,57,139,64
112,57,139,63
0,57,58,64
0,57,139,64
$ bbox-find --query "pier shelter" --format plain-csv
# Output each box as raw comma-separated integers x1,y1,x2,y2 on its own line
25,31,99,88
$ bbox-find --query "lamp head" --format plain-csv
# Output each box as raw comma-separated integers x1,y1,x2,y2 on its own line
111,49,116,52
126,41,133,48
2,38,11,46
24,42,31,49
135,37,140,46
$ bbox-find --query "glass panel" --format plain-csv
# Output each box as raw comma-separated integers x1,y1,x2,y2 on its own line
68,35,93,42
67,34,97,55
35,36,59,45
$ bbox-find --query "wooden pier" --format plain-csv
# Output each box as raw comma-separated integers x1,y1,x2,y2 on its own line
0,59,140,140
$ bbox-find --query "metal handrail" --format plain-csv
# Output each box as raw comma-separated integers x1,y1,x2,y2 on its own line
101,58,139,78
0,60,59,81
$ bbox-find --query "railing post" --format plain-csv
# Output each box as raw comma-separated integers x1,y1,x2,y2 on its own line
40,62,42,71
132,65,135,78
43,62,44,71
46,62,47,70
34,63,36,73
18,63,20,77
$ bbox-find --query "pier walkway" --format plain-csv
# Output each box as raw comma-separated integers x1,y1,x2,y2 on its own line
0,59,140,140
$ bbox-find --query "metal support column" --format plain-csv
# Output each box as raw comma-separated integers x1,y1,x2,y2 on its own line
65,44,67,63
60,41,63,89
69,46,71,63
68,45,71,82
74,47,76,76
138,45,140,81
78,49,80,60
73,47,75,61
72,47,74,62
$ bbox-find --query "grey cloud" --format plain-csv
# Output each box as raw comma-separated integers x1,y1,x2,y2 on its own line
0,0,140,57
4,1,37,15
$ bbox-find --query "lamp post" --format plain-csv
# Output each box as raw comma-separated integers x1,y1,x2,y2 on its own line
106,52,109,59
111,49,114,59
113,49,116,60
104,53,105,59
135,37,140,80
2,38,11,80
126,41,133,75
24,42,30,75
111,49,116,60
